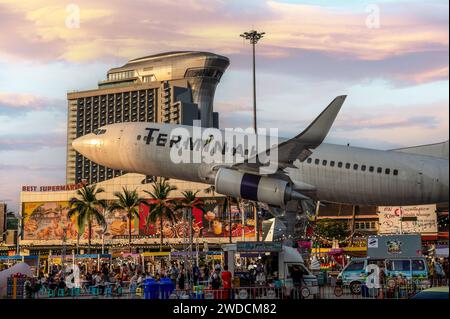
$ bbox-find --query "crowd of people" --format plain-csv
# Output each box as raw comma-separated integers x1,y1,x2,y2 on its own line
21,260,237,298
17,255,448,299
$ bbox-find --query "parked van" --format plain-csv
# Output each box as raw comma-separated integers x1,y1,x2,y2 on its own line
280,246,319,297
222,244,319,298
337,257,429,294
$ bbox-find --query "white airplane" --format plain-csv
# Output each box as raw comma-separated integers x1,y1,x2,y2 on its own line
73,96,449,207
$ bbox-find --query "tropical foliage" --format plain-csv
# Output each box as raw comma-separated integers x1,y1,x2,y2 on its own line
68,185,107,253
179,190,205,247
143,178,178,251
110,187,147,253
314,218,350,241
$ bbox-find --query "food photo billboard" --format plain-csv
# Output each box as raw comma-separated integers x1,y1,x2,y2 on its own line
22,201,138,241
138,197,256,239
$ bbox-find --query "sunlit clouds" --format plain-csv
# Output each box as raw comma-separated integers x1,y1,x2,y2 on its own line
0,0,448,210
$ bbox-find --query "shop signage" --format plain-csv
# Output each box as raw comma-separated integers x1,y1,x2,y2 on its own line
22,182,86,192
367,234,422,258
378,204,438,234
298,241,312,249
236,242,282,252
141,252,170,257
170,251,198,257
368,237,378,248
49,254,111,259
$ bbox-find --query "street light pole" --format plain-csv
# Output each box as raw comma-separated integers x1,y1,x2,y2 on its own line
240,30,265,242
240,30,265,133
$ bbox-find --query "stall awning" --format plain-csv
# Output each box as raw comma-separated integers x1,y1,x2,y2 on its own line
141,252,170,257
422,235,439,241
49,254,111,259
0,255,38,260
312,247,366,254
438,232,449,239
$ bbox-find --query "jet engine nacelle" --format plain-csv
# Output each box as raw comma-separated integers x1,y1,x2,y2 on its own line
214,168,308,207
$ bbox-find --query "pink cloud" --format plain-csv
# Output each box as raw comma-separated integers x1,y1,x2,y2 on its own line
0,1,447,63
0,92,47,110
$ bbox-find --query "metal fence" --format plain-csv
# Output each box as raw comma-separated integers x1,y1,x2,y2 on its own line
30,278,449,300
318,278,449,300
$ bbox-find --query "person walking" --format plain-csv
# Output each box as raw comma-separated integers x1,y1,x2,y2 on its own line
178,266,186,290
210,264,222,299
434,259,445,285
203,264,210,285
429,259,436,286
291,265,305,299
193,264,200,286
169,263,179,285
221,265,232,299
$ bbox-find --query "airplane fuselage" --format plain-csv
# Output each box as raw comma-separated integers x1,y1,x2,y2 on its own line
73,122,449,206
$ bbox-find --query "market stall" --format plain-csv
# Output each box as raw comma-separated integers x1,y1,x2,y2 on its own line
48,254,112,273
0,255,39,276
223,242,282,287
141,252,170,274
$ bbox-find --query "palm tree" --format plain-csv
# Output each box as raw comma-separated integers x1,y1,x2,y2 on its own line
68,185,107,254
143,178,177,251
110,187,146,253
179,190,205,252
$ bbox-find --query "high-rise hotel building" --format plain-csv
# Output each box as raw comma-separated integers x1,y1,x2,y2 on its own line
66,51,230,184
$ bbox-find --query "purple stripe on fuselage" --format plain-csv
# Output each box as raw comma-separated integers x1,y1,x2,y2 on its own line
240,173,261,201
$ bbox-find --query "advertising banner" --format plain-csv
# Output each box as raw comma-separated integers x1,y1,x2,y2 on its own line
138,197,256,239
22,201,138,241
367,234,422,258
378,204,437,235
22,197,257,241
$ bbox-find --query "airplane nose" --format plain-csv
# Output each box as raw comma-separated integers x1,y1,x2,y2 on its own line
72,134,103,160
71,136,83,153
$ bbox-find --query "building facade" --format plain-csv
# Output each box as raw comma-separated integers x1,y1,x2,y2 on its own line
0,203,6,242
66,51,229,184
17,174,257,256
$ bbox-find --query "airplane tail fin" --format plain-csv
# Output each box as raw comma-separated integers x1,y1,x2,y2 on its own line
390,140,449,159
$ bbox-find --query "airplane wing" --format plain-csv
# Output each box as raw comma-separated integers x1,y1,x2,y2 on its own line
232,95,346,174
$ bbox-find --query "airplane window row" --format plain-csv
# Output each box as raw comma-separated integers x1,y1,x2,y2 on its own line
93,129,107,135
306,158,398,176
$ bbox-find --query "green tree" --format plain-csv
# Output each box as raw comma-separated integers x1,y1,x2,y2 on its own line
110,187,147,253
179,190,205,251
143,178,178,251
315,218,350,241
68,185,107,254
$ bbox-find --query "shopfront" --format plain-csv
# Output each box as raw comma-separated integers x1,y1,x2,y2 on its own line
223,242,282,286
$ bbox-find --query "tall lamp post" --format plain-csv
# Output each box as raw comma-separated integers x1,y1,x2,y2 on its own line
240,30,265,133
240,30,265,242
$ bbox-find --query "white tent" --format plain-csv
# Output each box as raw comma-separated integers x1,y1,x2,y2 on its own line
280,245,304,263
262,218,287,241
0,262,33,297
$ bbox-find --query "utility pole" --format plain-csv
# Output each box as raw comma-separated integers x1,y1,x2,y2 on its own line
240,30,265,242
240,29,265,133
61,226,67,280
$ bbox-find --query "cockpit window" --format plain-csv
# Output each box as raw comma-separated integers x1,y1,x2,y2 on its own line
93,129,107,135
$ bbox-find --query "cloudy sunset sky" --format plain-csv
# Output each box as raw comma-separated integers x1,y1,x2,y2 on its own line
0,0,448,212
